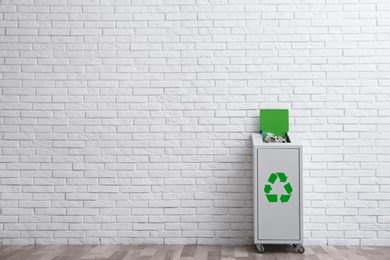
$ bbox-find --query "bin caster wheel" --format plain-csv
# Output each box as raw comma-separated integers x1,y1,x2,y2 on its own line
296,244,305,254
256,244,265,253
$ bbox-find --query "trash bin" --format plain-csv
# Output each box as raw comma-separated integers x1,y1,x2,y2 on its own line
252,109,304,254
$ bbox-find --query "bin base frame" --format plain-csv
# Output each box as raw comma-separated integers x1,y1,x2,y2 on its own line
255,243,305,254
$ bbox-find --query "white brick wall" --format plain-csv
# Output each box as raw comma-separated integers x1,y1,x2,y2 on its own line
1,0,390,246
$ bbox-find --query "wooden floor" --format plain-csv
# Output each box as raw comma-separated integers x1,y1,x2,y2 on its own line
0,244,389,260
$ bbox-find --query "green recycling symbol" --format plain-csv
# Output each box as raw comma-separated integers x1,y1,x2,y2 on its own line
264,172,293,203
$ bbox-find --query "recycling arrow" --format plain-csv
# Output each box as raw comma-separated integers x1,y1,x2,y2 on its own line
276,172,287,182
267,173,277,184
280,194,291,203
284,183,293,194
266,194,278,203
263,171,293,203
264,184,272,194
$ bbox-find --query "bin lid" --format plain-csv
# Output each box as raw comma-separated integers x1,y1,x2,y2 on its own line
260,109,289,137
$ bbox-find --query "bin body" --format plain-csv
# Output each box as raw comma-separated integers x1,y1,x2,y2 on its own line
252,133,303,245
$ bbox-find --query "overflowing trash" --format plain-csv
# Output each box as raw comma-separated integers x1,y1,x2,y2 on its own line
260,130,287,143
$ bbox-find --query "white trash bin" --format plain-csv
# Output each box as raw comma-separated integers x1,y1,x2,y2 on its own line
252,132,304,254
